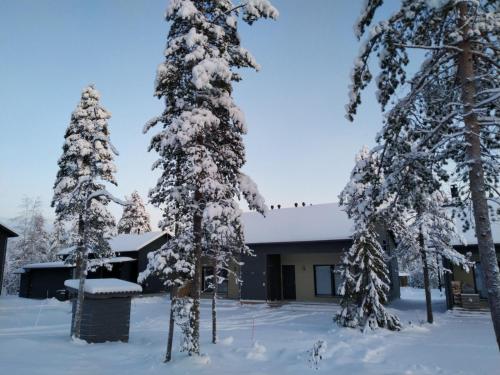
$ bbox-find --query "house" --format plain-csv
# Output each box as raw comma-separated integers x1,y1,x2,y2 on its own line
20,203,401,303
443,218,500,310
0,222,18,295
19,231,170,298
201,203,401,303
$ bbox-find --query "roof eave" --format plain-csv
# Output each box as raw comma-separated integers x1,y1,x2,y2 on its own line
0,223,18,237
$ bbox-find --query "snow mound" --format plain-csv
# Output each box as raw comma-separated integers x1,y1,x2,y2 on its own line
246,341,267,361
221,336,234,346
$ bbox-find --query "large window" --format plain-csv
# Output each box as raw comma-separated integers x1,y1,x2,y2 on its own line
202,266,228,294
314,265,342,296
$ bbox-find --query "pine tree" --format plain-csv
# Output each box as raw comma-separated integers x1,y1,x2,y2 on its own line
347,0,500,348
49,219,71,257
391,190,472,323
141,0,276,357
117,191,152,234
3,197,51,294
51,85,122,339
336,147,401,331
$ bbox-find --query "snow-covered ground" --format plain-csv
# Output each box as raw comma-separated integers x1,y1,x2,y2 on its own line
0,288,497,375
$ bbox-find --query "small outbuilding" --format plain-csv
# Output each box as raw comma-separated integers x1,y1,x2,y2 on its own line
0,222,18,295
65,278,142,343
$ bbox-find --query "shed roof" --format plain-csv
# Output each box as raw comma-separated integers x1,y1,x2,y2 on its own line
58,231,170,255
242,203,353,244
64,278,142,294
0,222,18,237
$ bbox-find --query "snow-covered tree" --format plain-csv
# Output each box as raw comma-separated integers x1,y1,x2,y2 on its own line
391,190,472,323
336,147,401,331
49,219,72,257
347,0,500,348
117,191,152,234
3,197,52,294
52,85,118,274
202,199,249,344
51,85,122,339
141,0,276,357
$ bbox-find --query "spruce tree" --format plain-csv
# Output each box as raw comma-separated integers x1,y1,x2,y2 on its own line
337,147,401,331
347,0,500,348
117,191,152,234
142,0,276,356
52,85,121,338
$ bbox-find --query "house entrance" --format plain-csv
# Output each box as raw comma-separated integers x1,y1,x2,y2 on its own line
282,265,296,300
266,254,282,301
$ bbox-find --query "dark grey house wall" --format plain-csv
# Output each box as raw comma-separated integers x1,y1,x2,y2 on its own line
21,268,74,299
0,233,7,295
241,240,352,301
241,237,401,302
136,236,170,293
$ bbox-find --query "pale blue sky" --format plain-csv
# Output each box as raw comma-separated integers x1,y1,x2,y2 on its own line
0,0,393,228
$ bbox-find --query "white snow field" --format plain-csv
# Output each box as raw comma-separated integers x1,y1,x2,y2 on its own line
0,288,497,375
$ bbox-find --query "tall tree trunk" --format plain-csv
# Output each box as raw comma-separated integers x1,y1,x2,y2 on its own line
420,225,433,324
74,214,85,279
189,189,203,355
435,253,442,292
72,203,89,338
458,3,500,350
165,287,177,362
212,257,218,344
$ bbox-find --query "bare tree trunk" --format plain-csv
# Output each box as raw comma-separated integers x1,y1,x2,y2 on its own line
420,226,433,324
164,287,177,362
189,189,203,355
212,257,218,344
458,3,500,350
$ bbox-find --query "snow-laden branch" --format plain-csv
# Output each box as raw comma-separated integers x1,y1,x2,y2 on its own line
94,135,120,156
87,189,128,206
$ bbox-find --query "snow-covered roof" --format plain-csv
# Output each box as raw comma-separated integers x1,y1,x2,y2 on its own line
0,221,18,237
64,278,142,294
58,231,169,255
452,218,500,246
22,257,136,270
23,261,73,269
240,202,500,246
242,203,353,244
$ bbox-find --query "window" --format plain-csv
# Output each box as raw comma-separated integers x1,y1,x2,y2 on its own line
202,266,228,294
314,265,342,296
